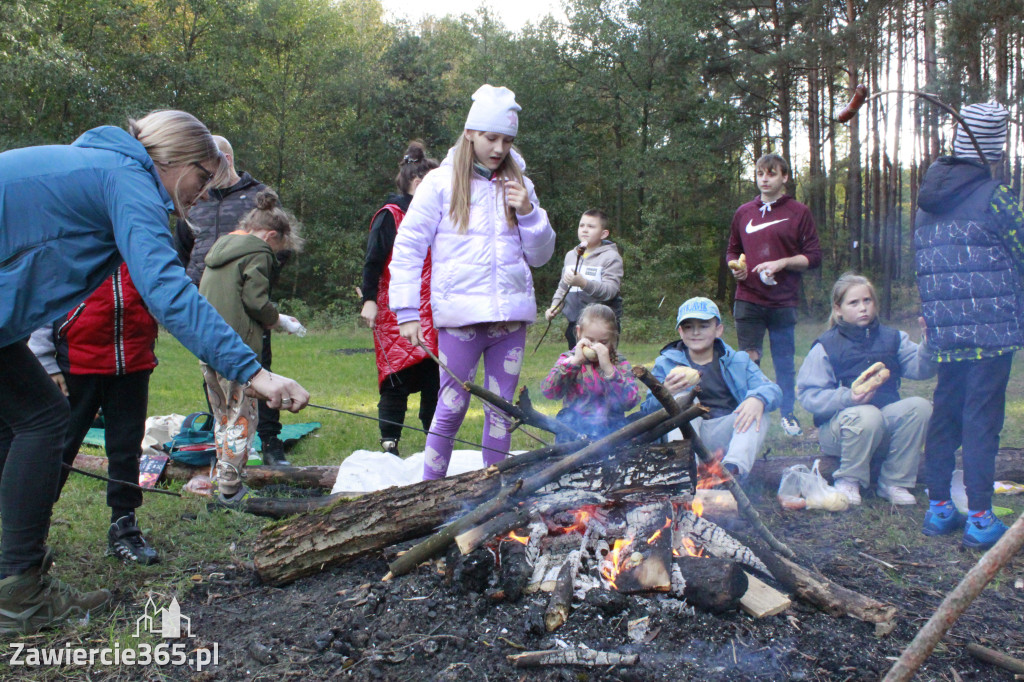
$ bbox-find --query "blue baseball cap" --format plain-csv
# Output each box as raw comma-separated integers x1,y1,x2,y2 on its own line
676,297,721,326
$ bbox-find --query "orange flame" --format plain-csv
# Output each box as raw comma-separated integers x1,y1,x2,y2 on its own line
697,448,729,490
646,517,673,545
691,497,704,517
503,530,529,545
681,537,707,557
600,536,634,589
549,507,594,536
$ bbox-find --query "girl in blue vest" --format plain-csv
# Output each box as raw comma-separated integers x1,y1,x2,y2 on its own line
797,273,936,506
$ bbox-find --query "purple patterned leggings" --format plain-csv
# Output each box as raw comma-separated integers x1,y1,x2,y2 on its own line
423,322,527,480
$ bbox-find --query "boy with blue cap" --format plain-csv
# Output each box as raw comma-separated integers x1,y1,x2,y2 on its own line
641,297,781,477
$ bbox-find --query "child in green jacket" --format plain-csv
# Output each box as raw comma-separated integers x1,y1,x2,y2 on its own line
198,189,304,504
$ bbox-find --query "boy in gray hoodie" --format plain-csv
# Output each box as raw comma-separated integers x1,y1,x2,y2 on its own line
545,209,624,348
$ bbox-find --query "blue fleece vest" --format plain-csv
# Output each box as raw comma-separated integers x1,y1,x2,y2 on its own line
813,320,902,427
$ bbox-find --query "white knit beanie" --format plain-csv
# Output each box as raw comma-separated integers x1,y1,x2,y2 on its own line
464,85,521,137
954,101,1009,163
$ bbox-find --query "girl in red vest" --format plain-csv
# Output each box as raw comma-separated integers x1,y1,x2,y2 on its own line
359,142,440,456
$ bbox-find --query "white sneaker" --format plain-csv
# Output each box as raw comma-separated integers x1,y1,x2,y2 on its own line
833,477,862,505
780,414,803,437
877,484,917,505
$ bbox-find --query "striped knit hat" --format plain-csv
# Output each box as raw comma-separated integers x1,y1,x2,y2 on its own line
954,101,1009,163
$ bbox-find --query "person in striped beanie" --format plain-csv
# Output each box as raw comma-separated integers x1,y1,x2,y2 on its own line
914,100,1020,550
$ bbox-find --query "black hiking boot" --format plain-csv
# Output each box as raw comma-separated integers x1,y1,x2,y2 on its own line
0,549,111,634
107,513,159,565
380,438,400,457
262,435,290,466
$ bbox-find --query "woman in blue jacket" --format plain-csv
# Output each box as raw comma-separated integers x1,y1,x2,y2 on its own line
0,110,309,635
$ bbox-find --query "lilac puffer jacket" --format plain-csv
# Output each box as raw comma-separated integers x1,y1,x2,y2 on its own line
389,148,555,328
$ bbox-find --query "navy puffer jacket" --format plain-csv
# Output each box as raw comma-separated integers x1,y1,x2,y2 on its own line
914,156,1024,360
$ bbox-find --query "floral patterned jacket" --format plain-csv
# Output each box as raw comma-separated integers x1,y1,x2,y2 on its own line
541,351,641,437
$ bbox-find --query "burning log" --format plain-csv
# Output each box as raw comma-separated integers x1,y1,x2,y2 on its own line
633,365,798,562
673,556,748,613
496,535,531,602
508,648,638,668
384,398,702,580
675,511,769,575
455,508,531,555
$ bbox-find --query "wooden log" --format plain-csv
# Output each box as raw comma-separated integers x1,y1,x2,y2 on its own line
632,365,797,562
752,449,1024,491
675,511,769,575
740,572,792,618
884,511,1024,681
740,533,897,625
674,556,748,613
385,399,702,580
508,649,638,668
544,550,580,631
455,508,531,555
254,439,687,584
964,643,1024,674
497,537,531,602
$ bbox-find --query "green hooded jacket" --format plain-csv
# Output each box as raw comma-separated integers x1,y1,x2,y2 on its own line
199,233,279,355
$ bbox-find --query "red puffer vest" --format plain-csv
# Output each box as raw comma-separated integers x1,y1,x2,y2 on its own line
373,204,437,385
66,263,158,375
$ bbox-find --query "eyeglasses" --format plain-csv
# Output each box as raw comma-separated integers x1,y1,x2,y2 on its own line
191,161,214,188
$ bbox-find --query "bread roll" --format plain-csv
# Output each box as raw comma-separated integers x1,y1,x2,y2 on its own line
581,346,599,362
851,362,891,396
727,253,747,271
668,366,701,387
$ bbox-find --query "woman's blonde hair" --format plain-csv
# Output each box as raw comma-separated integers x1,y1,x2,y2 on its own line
576,303,620,352
239,189,304,253
128,110,231,218
449,131,525,234
829,272,877,327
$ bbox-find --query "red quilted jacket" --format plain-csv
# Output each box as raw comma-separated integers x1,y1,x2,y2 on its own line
373,204,437,385
66,263,158,375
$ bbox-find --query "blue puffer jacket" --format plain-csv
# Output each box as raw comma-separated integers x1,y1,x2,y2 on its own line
640,338,781,415
0,126,261,383
914,156,1024,361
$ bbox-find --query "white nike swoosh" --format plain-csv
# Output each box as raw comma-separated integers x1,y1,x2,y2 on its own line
745,218,789,233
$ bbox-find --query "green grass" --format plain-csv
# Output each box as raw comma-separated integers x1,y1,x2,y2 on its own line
3,313,1022,678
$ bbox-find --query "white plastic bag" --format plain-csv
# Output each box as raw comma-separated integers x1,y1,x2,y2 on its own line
278,314,307,337
777,459,849,512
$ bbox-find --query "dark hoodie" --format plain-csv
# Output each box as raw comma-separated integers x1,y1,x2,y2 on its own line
914,156,1024,360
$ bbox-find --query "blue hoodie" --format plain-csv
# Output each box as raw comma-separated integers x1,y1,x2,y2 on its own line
0,126,261,383
640,338,782,416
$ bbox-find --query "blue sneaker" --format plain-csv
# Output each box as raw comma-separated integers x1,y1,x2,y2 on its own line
962,510,1009,550
922,501,965,536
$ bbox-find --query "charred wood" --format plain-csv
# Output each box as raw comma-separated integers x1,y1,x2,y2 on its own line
674,556,748,613
508,648,638,667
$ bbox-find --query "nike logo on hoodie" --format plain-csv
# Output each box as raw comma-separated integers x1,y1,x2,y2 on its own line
745,218,789,234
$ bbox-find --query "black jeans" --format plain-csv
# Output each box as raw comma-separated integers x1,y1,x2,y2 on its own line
0,342,69,575
924,354,1013,511
378,360,440,441
733,300,798,416
257,329,281,441
56,371,151,520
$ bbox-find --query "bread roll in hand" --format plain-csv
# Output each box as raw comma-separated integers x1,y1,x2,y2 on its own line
851,362,891,396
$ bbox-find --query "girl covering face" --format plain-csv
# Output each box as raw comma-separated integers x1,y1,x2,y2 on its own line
542,304,640,441
388,85,556,480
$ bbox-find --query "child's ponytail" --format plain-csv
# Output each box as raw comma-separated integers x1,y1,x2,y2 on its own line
240,189,305,253
395,141,439,195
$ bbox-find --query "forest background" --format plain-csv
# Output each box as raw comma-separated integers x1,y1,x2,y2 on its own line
2,0,1021,329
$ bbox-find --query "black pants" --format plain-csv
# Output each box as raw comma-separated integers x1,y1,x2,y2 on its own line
378,360,440,441
256,329,281,441
924,354,1013,511
56,371,151,521
0,342,69,575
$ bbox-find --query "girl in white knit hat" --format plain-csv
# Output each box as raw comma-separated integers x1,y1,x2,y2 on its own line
388,84,556,480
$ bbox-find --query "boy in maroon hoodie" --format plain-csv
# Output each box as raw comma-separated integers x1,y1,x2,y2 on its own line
726,154,821,437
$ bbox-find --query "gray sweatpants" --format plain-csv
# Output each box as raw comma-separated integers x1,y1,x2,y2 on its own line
819,397,931,489
685,413,768,476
